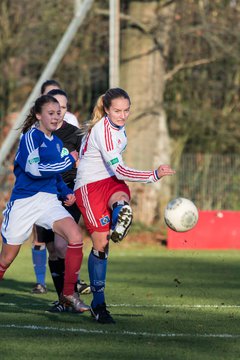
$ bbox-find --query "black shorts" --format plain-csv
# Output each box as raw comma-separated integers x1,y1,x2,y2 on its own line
35,225,54,244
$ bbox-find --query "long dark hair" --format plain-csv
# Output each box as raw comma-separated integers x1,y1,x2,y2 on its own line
22,95,59,134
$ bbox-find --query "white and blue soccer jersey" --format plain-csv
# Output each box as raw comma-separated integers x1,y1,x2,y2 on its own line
10,128,75,201
74,116,159,189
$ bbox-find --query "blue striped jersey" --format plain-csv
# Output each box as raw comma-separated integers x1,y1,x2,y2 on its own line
10,128,75,201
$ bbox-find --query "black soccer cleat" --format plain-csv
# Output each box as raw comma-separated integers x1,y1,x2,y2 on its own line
110,205,133,243
90,302,116,324
46,301,69,313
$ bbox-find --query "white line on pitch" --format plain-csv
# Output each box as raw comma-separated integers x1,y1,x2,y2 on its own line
1,302,240,309
0,324,240,338
109,304,240,308
0,302,15,306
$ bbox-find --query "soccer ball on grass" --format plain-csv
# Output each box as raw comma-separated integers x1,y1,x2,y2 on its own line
164,197,199,232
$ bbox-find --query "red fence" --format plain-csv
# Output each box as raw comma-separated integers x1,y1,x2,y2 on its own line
167,211,240,249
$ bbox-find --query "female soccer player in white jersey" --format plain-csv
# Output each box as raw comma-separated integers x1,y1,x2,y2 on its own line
74,87,175,323
0,94,89,313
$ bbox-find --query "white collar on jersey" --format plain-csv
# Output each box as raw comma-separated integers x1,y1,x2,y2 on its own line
106,116,124,130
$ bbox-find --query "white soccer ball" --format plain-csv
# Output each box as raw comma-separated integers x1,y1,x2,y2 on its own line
164,197,199,232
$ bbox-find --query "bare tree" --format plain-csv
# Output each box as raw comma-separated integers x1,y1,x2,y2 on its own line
120,0,176,225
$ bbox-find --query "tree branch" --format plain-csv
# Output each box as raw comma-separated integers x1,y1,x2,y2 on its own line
164,57,217,81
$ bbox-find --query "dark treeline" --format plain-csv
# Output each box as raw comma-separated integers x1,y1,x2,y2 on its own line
0,0,240,155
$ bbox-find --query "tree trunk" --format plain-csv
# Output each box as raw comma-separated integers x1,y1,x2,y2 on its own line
120,0,176,225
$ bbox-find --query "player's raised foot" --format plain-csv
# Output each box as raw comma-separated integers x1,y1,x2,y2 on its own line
90,302,116,324
110,204,133,243
76,280,91,295
31,283,47,294
62,292,90,313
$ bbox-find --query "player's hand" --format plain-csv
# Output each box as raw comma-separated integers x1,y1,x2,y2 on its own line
157,164,176,179
64,193,76,206
70,150,79,162
75,159,80,168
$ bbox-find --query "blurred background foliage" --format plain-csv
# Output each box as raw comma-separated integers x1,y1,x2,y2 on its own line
165,0,240,154
1,0,240,219
1,0,240,153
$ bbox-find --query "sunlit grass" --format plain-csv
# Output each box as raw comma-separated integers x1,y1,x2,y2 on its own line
1,241,240,360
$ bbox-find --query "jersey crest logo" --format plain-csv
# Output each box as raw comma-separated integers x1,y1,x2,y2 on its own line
109,157,119,165
28,157,40,164
99,215,110,226
61,147,69,157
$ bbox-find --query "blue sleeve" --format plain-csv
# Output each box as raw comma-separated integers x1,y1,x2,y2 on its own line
16,129,75,179
56,174,74,200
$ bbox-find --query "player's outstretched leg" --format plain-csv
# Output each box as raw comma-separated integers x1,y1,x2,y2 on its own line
110,201,133,243
61,243,90,313
52,218,90,313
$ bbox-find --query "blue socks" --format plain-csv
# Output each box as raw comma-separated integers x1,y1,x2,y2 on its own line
32,245,47,286
88,248,108,308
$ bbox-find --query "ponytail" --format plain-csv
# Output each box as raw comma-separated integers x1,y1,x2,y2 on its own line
82,94,105,134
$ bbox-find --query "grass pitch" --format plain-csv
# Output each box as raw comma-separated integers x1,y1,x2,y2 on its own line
1,239,240,360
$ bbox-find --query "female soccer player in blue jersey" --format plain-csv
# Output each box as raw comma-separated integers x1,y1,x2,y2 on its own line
31,80,89,296
0,94,89,313
74,88,175,323
32,89,90,312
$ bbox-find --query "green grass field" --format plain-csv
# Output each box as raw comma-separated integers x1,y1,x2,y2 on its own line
1,240,240,360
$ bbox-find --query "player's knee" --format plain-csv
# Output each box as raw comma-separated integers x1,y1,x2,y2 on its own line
0,254,15,267
92,238,109,253
67,227,83,245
